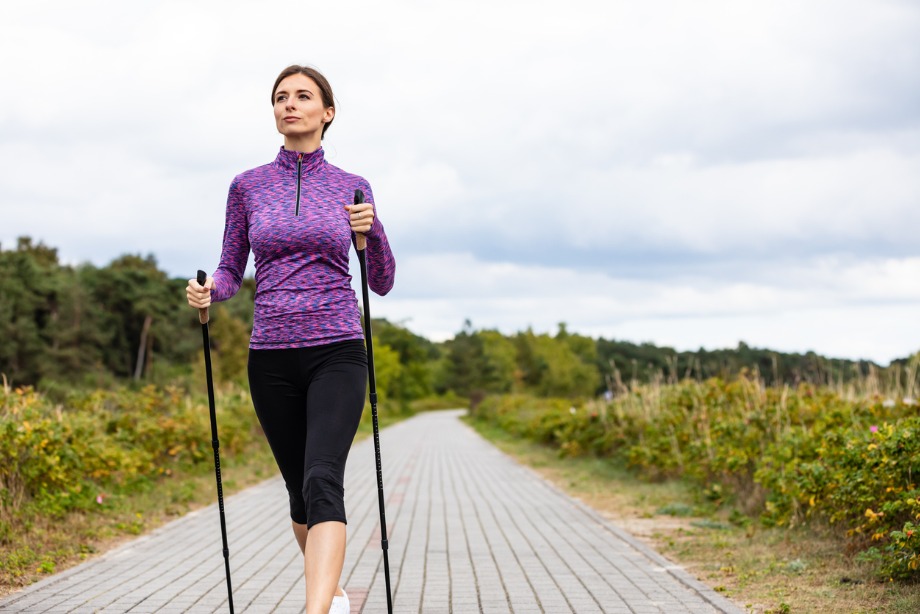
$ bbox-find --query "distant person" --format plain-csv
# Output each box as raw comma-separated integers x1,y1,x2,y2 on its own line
186,64,395,614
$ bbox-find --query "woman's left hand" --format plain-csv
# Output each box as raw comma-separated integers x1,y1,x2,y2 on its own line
345,202,375,234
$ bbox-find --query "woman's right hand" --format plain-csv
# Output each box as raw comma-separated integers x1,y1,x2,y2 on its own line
186,276,214,309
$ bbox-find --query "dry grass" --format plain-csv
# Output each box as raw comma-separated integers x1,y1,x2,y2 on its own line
468,418,920,614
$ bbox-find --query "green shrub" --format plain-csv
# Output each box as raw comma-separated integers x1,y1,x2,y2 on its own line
0,383,259,520
881,521,920,579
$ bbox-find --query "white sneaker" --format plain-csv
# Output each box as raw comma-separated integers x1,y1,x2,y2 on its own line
329,588,349,614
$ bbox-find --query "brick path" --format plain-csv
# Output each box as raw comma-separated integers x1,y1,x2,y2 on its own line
0,409,742,613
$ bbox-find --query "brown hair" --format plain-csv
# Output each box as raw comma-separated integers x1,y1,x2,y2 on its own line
271,65,335,138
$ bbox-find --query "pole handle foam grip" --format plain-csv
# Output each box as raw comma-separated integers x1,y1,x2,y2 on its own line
354,189,367,251
197,270,209,325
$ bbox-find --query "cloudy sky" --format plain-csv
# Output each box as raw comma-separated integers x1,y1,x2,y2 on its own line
2,0,919,363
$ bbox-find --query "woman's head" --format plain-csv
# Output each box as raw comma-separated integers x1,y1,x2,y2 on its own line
272,65,335,143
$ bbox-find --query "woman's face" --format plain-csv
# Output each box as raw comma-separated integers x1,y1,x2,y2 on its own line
273,73,334,142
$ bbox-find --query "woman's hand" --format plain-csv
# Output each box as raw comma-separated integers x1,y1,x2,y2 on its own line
186,276,214,309
345,202,375,234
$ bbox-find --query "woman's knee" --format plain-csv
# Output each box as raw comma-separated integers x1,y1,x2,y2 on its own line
302,461,346,527
288,490,309,525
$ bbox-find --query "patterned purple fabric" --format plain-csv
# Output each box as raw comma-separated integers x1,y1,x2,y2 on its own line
211,146,395,349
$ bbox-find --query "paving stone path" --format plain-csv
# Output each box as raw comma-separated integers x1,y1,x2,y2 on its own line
1,409,742,613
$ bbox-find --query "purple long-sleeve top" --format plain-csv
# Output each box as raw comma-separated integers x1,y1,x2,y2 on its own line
211,147,395,349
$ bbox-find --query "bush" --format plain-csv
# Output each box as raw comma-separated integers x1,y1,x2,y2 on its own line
0,382,259,520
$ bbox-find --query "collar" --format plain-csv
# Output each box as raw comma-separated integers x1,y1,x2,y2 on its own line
273,146,325,174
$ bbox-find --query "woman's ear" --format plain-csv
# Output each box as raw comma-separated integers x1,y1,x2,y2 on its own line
324,107,335,123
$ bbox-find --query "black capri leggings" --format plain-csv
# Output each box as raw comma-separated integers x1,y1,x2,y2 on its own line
247,340,367,528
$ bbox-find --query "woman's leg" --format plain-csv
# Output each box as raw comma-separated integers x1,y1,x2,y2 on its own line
247,349,311,525
304,521,347,612
292,520,308,553
301,342,366,614
292,520,346,598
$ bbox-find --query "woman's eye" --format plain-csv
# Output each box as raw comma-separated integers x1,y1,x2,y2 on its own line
299,94,309,100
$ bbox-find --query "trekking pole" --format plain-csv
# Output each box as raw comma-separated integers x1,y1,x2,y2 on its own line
353,190,393,614
196,270,235,613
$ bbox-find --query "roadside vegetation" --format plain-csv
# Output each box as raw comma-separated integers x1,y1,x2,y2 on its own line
467,364,920,612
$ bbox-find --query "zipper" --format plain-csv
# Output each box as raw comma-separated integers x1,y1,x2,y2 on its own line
294,153,303,216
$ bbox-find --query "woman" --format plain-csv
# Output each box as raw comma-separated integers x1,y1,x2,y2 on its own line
186,64,395,614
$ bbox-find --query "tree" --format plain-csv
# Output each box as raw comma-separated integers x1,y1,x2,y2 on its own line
443,325,483,398
0,238,63,384
86,254,185,377
371,318,440,400
372,343,403,404
478,330,517,393
526,332,598,398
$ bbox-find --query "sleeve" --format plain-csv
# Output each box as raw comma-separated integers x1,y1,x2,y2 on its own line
357,179,396,296
210,178,250,303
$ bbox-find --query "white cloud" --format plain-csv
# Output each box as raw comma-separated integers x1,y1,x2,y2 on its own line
567,149,920,252
1,0,918,363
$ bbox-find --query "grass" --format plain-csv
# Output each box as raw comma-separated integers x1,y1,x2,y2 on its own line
466,417,920,614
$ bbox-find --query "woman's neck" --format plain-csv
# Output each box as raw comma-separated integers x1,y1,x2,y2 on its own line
283,134,322,153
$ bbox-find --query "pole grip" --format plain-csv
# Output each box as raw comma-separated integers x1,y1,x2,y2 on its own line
354,189,367,251
197,270,210,325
